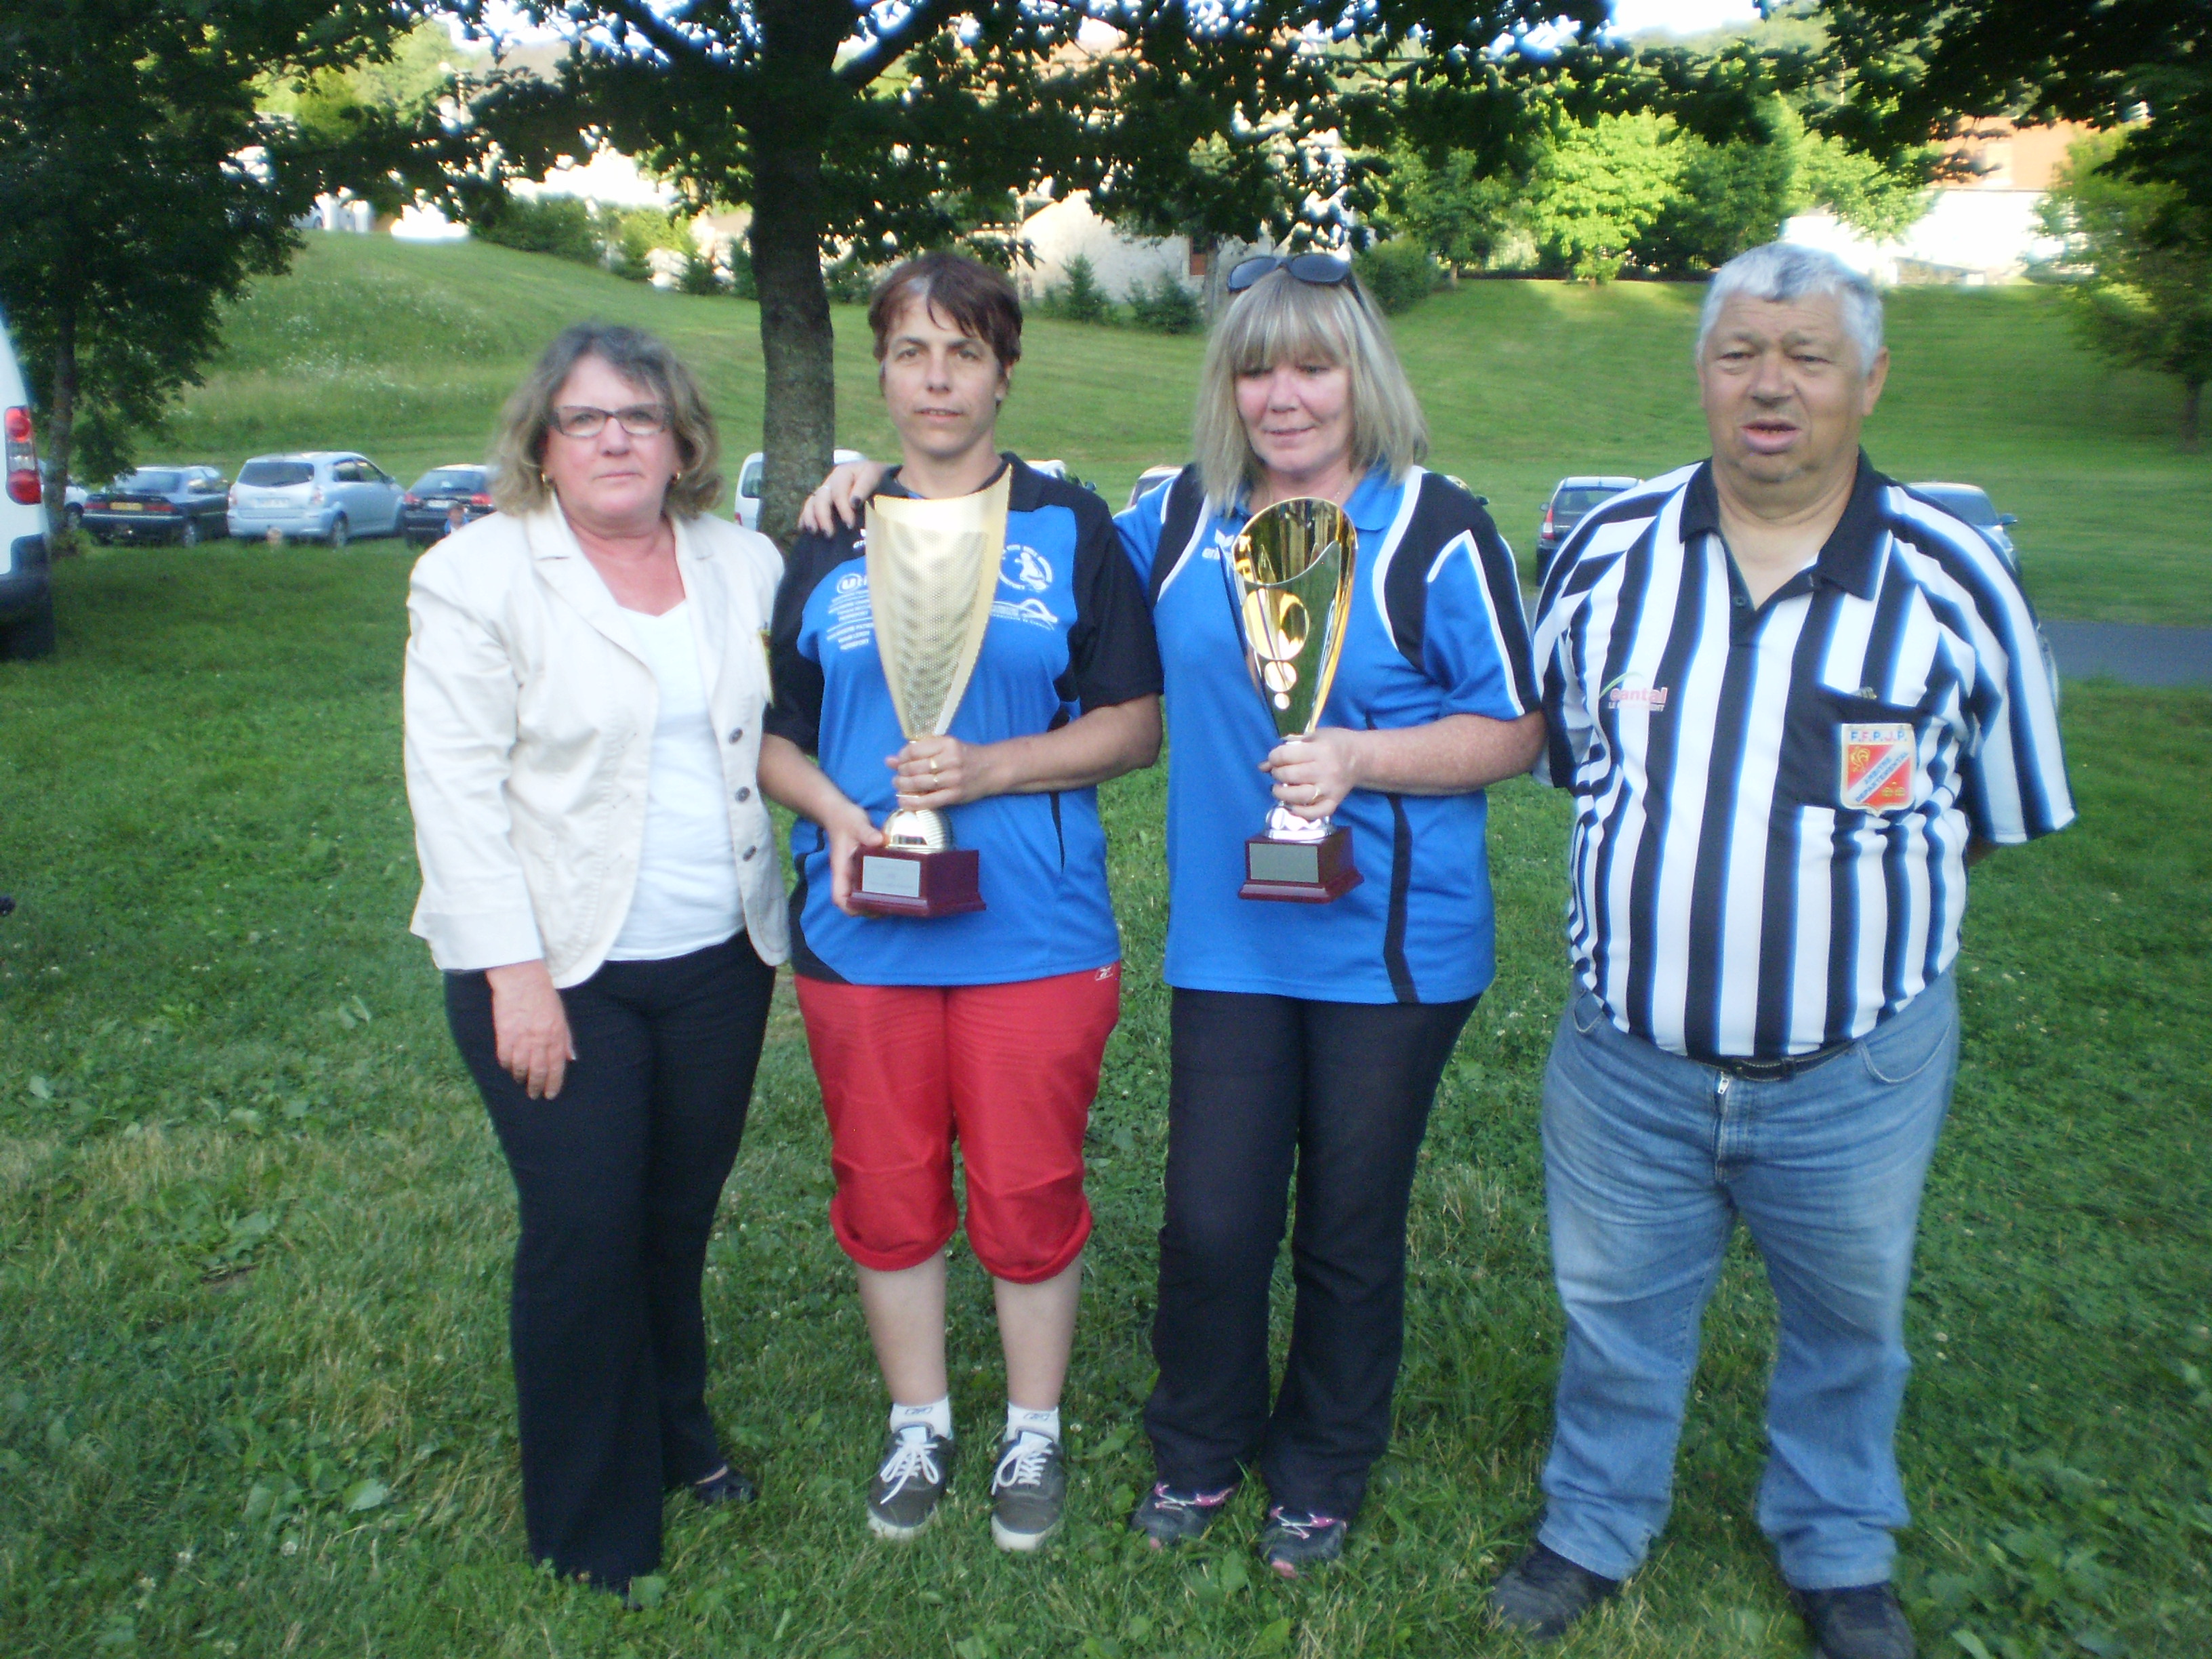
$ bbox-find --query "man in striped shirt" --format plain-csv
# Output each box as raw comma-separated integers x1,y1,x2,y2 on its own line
1490,244,2074,1658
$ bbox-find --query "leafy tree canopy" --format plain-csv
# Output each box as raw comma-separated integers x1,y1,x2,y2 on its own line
2038,130,2212,445
429,0,1612,541
0,1,432,493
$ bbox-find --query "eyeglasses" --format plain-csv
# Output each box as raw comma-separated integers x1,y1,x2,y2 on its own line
548,403,671,439
1225,253,1355,295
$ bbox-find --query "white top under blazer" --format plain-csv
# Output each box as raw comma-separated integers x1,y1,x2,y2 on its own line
605,601,746,960
403,506,791,987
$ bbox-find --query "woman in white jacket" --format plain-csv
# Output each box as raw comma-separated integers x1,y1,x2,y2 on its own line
403,323,787,1593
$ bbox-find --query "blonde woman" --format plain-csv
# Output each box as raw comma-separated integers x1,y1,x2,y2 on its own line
404,323,785,1593
802,257,1545,1574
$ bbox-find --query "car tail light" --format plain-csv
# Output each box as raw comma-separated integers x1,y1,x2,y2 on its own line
151,499,175,512
309,484,323,506
402,493,422,506
469,493,492,508
228,485,238,506
4,407,38,505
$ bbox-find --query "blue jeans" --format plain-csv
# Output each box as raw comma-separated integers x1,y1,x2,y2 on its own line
1536,975,1959,1591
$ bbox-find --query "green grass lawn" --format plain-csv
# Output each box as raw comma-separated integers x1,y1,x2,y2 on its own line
2,536,2207,1654
151,235,2212,625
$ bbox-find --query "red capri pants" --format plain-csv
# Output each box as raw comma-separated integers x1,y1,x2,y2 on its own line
796,964,1121,1284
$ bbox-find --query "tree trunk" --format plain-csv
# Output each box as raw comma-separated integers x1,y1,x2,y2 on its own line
45,306,79,555
744,0,847,551
2184,377,2203,449
748,138,836,548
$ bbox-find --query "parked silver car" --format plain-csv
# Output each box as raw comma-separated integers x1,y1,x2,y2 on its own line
1908,482,2020,565
227,451,404,547
734,448,863,533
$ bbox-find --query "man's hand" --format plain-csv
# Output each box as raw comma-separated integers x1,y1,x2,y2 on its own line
797,459,888,537
486,960,575,1100
1261,730,1367,821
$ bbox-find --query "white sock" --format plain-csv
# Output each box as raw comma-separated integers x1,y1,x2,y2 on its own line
1005,1403,1061,1446
889,1396,952,1440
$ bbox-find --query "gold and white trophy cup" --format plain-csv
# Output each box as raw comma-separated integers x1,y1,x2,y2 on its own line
1222,496,1364,903
847,470,1011,918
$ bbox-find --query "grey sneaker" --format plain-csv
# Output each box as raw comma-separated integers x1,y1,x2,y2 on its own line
865,1424,954,1539
1490,1542,1622,1639
988,1431,1067,1551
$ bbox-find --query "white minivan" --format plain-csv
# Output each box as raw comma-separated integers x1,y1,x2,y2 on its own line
0,304,54,661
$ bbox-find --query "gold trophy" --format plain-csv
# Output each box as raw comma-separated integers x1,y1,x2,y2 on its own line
848,469,1011,917
1222,496,1364,902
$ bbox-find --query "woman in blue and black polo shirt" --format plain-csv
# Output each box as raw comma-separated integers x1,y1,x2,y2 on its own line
758,253,1162,1553
1114,258,1546,1574
798,258,1545,1575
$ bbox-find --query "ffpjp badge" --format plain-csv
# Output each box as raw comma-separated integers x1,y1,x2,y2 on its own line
1841,722,1914,811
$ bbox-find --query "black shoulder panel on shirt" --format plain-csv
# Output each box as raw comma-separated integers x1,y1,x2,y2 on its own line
1151,466,1209,606
1380,472,1514,672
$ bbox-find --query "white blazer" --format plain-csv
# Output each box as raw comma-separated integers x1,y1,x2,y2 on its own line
403,506,791,987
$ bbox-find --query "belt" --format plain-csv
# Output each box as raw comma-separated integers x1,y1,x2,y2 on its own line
1707,1040,1855,1084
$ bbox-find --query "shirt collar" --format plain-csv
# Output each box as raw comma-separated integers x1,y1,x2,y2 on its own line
880,451,1023,506
1678,451,1887,601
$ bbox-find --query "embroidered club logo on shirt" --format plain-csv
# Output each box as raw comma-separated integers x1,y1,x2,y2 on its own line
1841,722,1914,811
1603,675,1668,711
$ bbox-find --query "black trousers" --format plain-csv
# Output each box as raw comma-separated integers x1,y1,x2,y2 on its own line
445,934,775,1589
1145,987,1476,1519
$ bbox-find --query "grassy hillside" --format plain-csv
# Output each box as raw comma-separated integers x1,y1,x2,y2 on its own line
3,545,2207,1658
162,235,2211,625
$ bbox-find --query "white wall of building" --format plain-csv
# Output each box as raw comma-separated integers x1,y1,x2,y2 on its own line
1785,188,2068,286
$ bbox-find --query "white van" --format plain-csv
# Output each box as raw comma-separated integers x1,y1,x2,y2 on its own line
0,306,54,660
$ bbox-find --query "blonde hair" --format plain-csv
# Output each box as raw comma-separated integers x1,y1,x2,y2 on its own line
489,322,723,518
1191,269,1428,512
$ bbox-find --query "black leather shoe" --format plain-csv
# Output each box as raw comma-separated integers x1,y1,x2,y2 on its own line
1791,1583,1916,1659
1490,1542,1622,1640
689,1465,759,1507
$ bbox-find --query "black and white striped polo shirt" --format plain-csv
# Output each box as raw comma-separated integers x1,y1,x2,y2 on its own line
1530,455,2073,1063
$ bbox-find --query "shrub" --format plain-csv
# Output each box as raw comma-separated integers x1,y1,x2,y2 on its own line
599,207,687,283
1038,253,1115,324
474,194,600,264
676,245,725,295
1126,271,1203,333
823,254,878,304
1354,240,1441,314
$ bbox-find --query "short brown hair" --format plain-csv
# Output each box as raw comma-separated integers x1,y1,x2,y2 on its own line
867,252,1023,369
489,322,723,518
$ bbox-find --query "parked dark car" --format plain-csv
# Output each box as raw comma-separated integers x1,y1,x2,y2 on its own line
1908,481,2020,565
1536,475,1640,577
401,464,495,547
82,465,229,546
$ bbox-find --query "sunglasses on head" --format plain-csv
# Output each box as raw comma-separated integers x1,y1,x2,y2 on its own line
1225,253,1355,294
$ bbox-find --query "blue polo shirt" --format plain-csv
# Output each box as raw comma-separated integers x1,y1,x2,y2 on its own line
1118,465,1538,1004
766,457,1162,986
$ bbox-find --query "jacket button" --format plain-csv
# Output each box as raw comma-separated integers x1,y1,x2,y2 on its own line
741,845,757,861
727,727,743,743
734,786,752,802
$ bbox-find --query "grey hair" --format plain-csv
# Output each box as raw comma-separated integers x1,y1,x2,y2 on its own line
1192,268,1428,514
490,321,723,518
1696,243,1885,371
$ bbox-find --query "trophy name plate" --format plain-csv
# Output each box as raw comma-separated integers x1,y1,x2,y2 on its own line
1224,496,1364,903
846,469,1010,920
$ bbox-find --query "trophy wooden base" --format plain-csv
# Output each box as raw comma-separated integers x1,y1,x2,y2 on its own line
1240,827,1361,903
851,846,986,918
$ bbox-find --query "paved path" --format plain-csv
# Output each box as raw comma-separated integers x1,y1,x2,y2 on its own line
2045,622,2212,689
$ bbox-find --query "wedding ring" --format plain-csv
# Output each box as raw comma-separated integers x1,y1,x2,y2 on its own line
929,757,940,775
